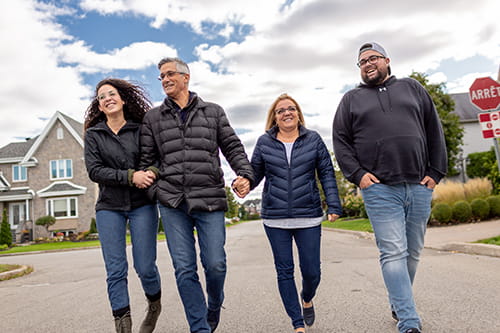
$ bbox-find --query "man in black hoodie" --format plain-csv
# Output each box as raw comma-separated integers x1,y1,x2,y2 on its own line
333,42,447,333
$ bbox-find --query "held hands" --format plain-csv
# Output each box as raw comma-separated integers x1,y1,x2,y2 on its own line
133,170,156,189
232,176,250,198
359,172,380,189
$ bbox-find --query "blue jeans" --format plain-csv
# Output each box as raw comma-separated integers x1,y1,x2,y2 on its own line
96,204,161,312
158,202,226,333
361,183,433,332
264,224,321,330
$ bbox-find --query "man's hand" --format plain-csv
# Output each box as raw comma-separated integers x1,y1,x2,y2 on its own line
232,176,250,198
420,176,436,189
359,172,380,189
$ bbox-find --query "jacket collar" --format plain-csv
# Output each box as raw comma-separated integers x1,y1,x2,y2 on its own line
266,125,308,139
91,120,140,132
160,91,203,113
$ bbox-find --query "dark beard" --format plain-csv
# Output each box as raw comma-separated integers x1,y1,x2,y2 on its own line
362,66,389,87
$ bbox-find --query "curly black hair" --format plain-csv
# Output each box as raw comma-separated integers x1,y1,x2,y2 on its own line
84,78,152,130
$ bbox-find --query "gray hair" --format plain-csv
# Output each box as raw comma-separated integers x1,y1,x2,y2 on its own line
157,57,190,74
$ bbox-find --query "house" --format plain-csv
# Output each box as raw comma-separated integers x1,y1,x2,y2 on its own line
450,92,494,158
0,111,97,242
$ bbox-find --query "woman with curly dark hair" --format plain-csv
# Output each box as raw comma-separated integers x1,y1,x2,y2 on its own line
84,78,161,333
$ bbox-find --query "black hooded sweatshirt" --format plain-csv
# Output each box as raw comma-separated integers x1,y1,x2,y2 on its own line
332,76,447,186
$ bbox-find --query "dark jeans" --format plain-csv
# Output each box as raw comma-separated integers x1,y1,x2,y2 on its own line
264,224,321,329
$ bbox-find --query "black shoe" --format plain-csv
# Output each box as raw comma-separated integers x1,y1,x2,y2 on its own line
207,308,221,333
392,310,398,321
303,302,315,327
404,329,421,333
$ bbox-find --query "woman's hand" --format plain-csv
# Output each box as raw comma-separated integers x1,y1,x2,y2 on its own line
328,214,340,222
133,170,156,188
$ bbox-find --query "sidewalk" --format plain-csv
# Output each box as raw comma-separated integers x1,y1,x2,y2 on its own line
329,218,500,257
424,219,500,257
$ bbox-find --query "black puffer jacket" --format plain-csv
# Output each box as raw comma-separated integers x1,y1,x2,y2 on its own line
85,121,152,211
140,93,254,212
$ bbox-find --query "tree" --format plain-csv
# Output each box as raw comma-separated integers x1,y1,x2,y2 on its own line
410,72,464,177
89,218,98,234
225,186,239,219
35,215,56,234
0,208,12,247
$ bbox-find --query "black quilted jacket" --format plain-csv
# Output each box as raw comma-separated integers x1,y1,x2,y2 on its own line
140,93,254,212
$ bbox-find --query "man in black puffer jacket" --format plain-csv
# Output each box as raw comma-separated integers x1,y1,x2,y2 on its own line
140,57,253,333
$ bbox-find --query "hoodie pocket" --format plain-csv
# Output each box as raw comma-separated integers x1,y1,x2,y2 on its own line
373,135,426,180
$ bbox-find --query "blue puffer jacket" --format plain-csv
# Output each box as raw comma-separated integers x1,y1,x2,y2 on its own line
251,126,342,219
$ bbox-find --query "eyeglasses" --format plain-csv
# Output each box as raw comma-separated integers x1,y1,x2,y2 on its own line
97,90,118,101
157,71,186,81
275,106,298,115
357,55,385,68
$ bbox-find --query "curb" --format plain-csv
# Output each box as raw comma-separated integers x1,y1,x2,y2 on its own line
325,227,500,258
0,265,32,280
428,242,500,258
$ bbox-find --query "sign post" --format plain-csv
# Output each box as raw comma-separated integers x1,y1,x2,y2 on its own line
469,77,500,173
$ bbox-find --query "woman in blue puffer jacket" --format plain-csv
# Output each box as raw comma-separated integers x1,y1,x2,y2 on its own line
248,93,342,333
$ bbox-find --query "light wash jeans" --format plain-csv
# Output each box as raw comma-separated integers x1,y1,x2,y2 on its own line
96,204,161,312
361,183,433,332
158,202,226,333
264,225,321,330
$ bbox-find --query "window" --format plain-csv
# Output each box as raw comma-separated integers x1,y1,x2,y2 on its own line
13,165,27,181
57,127,64,140
47,197,77,218
50,159,72,179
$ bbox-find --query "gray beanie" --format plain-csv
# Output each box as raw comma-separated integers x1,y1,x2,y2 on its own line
358,42,387,58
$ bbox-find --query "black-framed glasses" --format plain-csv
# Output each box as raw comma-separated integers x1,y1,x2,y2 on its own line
357,55,385,68
275,106,298,115
157,71,186,81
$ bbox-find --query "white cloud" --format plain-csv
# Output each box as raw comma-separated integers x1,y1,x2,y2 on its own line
0,0,89,145
57,41,177,73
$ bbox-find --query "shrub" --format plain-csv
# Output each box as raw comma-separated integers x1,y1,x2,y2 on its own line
89,218,97,234
342,193,367,218
35,215,56,232
432,180,466,205
463,178,492,200
466,150,496,178
431,203,452,224
452,200,472,223
0,208,12,247
470,198,490,220
486,195,500,217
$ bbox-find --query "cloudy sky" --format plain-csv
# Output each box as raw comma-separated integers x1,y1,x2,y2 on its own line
1,0,499,197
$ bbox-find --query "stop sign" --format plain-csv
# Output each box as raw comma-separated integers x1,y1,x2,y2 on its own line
469,77,500,111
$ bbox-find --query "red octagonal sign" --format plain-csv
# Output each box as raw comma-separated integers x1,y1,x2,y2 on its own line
469,77,500,111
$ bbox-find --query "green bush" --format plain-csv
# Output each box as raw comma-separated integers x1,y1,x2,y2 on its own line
431,203,452,223
0,208,12,247
486,195,500,217
35,215,56,232
452,200,472,223
466,150,496,178
89,218,97,234
470,198,490,220
342,194,367,218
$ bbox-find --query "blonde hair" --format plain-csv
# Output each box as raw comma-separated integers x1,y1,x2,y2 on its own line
264,93,306,130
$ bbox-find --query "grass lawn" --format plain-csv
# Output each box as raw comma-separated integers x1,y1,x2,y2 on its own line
322,218,373,232
475,235,500,246
0,264,20,273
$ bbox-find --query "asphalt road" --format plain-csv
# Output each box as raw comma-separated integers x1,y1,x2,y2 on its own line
1,220,499,332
